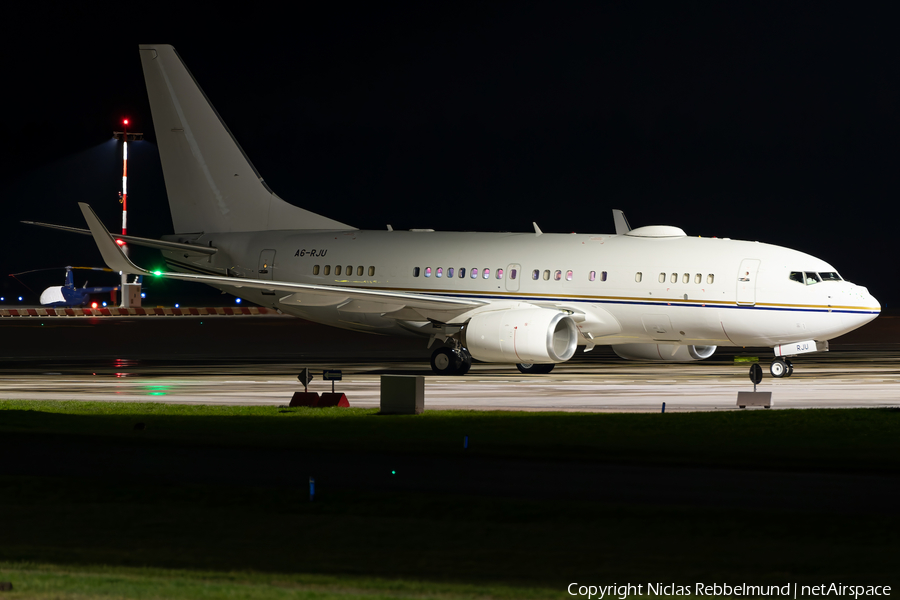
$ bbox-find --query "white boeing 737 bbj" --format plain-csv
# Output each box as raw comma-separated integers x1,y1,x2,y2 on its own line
39,45,882,377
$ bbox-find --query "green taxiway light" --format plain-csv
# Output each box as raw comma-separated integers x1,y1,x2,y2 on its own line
153,271,162,276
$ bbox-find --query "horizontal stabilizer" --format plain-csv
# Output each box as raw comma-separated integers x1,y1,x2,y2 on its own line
23,220,218,255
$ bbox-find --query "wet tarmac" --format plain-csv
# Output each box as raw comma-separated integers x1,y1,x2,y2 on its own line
1,314,898,411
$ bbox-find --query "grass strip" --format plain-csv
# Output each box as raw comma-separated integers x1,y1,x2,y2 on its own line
0,562,559,600
1,400,899,472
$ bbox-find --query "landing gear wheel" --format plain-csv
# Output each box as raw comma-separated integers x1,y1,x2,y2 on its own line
431,347,462,375
784,359,794,377
456,350,472,376
516,363,555,375
430,347,472,376
770,358,788,378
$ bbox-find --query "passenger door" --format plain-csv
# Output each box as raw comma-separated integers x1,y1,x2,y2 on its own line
736,259,760,305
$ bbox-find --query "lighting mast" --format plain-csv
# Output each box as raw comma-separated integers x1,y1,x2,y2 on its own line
121,118,128,236
112,120,143,306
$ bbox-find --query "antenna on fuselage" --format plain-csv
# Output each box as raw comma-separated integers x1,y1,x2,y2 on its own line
613,209,632,235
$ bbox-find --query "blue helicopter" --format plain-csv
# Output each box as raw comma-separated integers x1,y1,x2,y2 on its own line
10,266,134,307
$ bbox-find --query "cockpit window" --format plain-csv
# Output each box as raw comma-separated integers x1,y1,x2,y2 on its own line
819,272,842,281
789,272,804,284
804,272,821,285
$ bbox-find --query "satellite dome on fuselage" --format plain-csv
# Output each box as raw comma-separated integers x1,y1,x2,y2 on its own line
624,226,686,238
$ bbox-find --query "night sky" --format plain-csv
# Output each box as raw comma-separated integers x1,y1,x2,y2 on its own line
3,3,899,307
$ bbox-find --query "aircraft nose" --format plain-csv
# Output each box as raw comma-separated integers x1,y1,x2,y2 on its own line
849,285,880,327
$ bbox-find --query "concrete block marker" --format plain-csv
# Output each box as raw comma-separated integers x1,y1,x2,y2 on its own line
380,375,424,414
737,391,773,409
738,362,772,408
0,582,12,591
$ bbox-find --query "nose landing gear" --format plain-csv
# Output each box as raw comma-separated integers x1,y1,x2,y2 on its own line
769,358,794,378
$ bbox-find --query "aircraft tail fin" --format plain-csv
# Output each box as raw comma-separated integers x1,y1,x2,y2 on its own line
139,45,355,234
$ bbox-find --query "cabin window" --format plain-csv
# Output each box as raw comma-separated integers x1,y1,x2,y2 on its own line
805,272,821,285
682,273,689,284
543,270,551,281
424,267,432,278
335,265,342,276
459,268,466,278
533,269,540,280
670,273,677,284
357,266,364,276
658,273,666,283
554,270,562,281
471,269,479,279
589,271,596,281
635,272,642,283
483,268,491,279
707,274,714,284
565,270,573,281
324,265,331,276
601,271,608,281
313,265,320,275
368,266,375,276
346,266,352,276
447,267,454,278
819,272,842,281
694,273,701,284
510,269,517,280
413,267,420,277
436,267,443,278
496,268,504,279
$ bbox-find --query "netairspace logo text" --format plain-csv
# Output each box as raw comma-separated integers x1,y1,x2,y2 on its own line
567,583,892,600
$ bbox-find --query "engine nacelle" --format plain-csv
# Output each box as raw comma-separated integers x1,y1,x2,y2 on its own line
463,308,578,364
613,344,717,362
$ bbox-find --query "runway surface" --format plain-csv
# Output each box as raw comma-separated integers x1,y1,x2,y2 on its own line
2,352,899,411
2,315,898,411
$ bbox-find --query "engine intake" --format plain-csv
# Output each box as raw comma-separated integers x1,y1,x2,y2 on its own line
463,308,578,364
613,344,717,362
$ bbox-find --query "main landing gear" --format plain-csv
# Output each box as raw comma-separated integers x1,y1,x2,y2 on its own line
769,358,794,378
516,363,555,374
430,346,472,376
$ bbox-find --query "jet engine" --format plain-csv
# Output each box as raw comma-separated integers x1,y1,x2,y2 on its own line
613,344,717,362
462,308,578,364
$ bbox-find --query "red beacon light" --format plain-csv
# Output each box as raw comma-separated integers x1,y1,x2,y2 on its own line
123,119,129,125
91,302,99,309
115,239,127,246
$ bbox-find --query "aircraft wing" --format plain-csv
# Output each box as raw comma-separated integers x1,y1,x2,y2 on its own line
78,203,485,314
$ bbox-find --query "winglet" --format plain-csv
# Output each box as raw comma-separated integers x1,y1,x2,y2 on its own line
613,209,631,235
78,203,151,276
533,222,543,236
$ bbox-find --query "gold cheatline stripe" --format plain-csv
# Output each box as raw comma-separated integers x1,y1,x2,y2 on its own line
327,284,877,312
